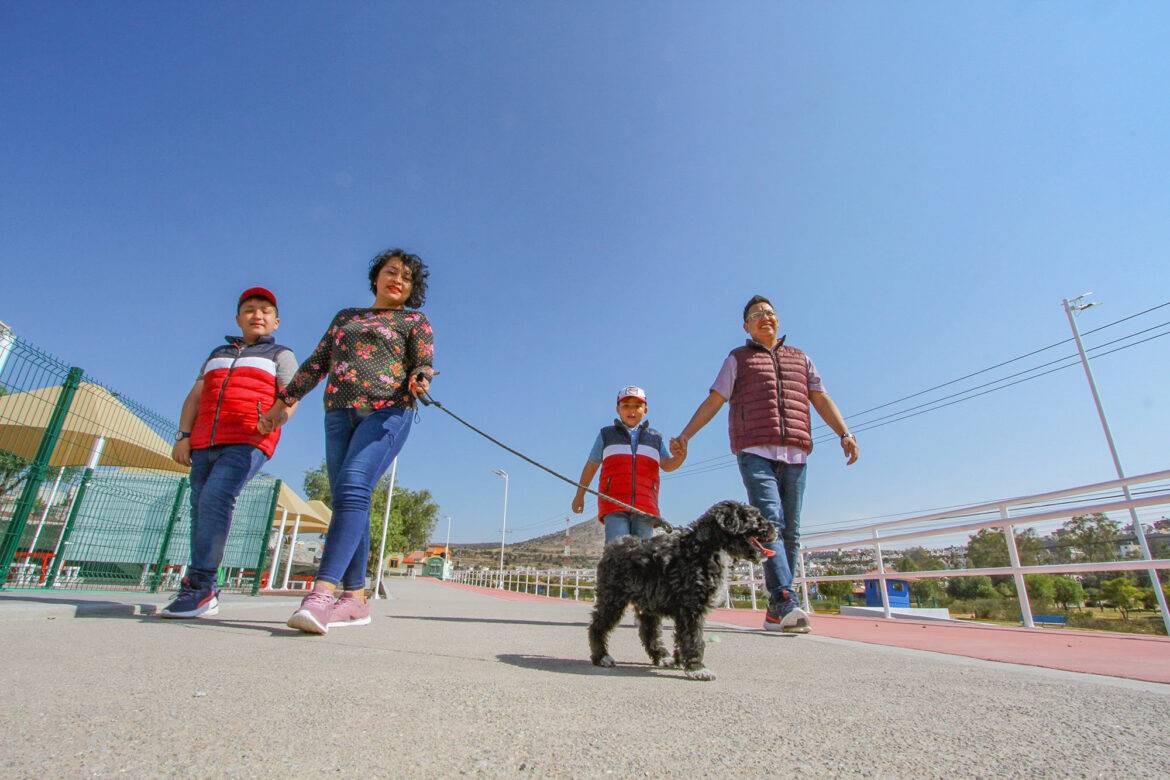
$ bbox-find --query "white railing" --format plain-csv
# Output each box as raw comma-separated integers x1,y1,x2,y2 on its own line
798,468,1170,632
450,469,1170,634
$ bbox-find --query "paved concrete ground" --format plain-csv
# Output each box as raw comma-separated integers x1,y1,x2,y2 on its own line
1,579,1168,778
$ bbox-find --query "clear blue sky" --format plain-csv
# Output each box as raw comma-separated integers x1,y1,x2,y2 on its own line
3,3,1168,545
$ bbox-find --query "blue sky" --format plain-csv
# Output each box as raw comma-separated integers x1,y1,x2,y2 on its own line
3,3,1168,546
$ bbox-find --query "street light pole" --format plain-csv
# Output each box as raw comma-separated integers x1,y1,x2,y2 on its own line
492,468,509,589
1062,294,1170,634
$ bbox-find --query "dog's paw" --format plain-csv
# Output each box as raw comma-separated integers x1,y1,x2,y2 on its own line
593,655,616,668
652,656,676,668
684,666,716,681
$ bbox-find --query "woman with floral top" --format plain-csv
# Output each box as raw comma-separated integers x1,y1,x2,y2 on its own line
258,248,434,634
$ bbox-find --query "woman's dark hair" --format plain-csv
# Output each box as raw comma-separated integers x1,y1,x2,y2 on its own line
742,294,773,322
368,248,429,308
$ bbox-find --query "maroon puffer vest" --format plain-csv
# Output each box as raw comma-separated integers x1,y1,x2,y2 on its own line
728,338,813,454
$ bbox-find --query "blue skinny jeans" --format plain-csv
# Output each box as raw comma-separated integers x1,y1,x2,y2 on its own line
317,407,413,590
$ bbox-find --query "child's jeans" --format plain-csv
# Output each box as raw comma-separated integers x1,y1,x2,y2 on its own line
316,407,413,590
188,444,269,588
602,512,656,545
736,452,807,606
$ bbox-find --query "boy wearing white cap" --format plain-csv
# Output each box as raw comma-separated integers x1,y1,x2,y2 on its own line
571,386,687,544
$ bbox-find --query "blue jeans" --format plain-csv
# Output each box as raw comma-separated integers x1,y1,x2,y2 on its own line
188,444,269,587
317,407,413,590
736,452,807,606
602,512,656,545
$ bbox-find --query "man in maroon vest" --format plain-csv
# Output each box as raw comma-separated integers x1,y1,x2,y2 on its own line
675,295,859,633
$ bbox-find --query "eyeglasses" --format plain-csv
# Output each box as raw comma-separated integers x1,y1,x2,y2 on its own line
381,265,413,282
746,309,777,322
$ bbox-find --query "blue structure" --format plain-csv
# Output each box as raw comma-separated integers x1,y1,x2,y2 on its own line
865,578,911,607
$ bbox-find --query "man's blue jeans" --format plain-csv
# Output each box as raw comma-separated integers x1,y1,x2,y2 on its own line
602,512,656,545
736,452,807,606
317,407,413,590
188,444,269,588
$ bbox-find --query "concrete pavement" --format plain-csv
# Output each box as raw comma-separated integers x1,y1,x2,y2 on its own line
0,579,1167,777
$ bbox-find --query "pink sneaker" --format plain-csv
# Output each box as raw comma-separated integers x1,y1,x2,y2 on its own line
329,592,371,628
287,588,336,634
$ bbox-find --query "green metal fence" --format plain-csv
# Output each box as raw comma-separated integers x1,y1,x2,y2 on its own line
0,327,280,593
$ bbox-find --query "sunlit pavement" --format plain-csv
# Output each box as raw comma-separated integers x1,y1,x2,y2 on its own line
1,579,1167,777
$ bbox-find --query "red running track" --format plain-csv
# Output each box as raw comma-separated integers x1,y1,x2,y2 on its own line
438,581,1170,684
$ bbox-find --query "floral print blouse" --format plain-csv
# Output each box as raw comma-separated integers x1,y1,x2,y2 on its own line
280,308,435,410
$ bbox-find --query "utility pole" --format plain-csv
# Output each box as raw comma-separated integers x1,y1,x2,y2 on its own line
492,469,509,588
562,516,571,567
1062,294,1169,634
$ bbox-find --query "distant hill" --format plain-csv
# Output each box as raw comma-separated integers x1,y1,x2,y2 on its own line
448,517,605,569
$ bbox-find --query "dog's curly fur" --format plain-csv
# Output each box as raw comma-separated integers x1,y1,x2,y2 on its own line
588,500,777,681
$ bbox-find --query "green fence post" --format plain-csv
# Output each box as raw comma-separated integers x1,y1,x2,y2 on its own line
150,477,189,593
44,467,95,588
251,479,282,596
0,366,83,589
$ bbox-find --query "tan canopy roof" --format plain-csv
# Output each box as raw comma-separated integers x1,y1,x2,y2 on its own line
0,382,184,472
306,499,332,525
275,482,329,533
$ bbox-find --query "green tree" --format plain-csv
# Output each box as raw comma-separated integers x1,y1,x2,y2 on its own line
1061,513,1120,563
1052,576,1084,609
0,449,31,499
816,572,855,603
302,461,332,506
947,575,996,600
1100,577,1141,620
965,528,1042,569
896,547,945,604
368,481,438,576
1023,573,1056,604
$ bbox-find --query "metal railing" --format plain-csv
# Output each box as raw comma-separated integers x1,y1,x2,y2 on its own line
798,468,1170,632
448,469,1170,634
0,331,280,593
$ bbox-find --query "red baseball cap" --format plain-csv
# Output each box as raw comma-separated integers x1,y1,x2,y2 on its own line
238,286,278,309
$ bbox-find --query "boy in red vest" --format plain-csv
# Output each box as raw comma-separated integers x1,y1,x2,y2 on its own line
161,287,299,618
572,386,687,544
674,295,859,633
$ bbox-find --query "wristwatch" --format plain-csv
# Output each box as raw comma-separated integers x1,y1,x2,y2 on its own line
175,431,191,442
841,432,856,442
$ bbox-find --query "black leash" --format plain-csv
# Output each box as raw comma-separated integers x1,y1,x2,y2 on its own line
416,390,676,532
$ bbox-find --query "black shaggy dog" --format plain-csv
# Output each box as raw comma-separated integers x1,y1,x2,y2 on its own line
588,500,777,681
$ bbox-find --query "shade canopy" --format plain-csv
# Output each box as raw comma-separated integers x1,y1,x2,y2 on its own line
275,482,329,533
0,382,184,473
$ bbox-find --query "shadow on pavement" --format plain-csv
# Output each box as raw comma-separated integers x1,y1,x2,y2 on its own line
497,653,667,677
394,614,591,628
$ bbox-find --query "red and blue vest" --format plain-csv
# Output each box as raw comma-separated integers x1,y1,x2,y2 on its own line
597,420,663,521
728,338,814,454
190,336,291,457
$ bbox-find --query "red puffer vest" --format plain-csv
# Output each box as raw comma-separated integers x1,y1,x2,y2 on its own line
190,336,290,457
728,338,813,454
596,421,663,521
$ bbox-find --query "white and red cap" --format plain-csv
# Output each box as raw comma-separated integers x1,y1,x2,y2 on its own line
616,385,647,404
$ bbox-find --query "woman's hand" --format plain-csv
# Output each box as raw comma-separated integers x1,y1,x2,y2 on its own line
408,373,431,399
257,400,289,434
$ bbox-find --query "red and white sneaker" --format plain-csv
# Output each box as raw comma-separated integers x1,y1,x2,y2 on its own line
328,592,371,628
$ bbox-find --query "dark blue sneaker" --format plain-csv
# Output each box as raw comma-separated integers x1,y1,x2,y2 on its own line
763,589,810,633
160,577,219,618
